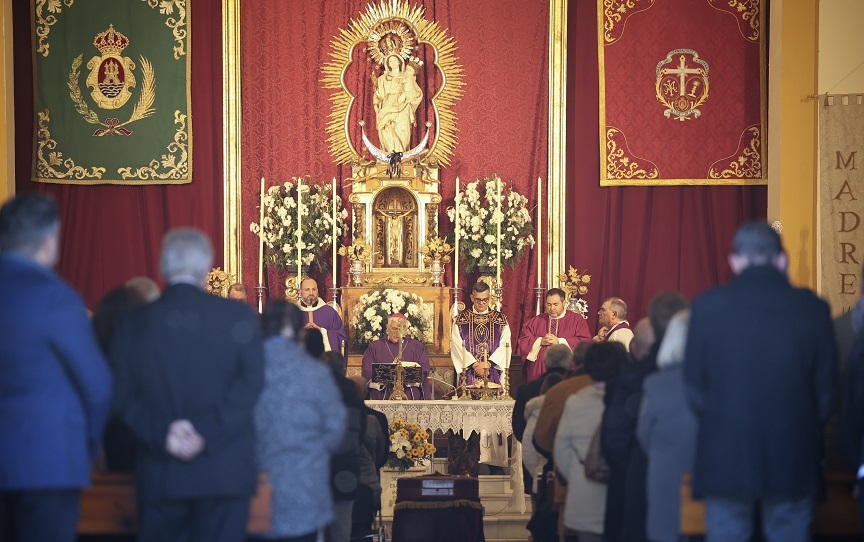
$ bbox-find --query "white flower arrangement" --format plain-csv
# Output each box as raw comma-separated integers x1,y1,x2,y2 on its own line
350,287,432,348
446,175,536,272
249,178,349,272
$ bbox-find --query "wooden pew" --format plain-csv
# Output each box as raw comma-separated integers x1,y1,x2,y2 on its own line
680,471,861,536
77,471,271,535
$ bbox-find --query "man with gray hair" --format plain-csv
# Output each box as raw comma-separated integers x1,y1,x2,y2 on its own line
594,296,634,350
685,221,835,542
112,228,265,542
0,194,112,542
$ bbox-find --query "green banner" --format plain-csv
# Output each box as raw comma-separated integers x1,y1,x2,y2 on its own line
32,0,191,185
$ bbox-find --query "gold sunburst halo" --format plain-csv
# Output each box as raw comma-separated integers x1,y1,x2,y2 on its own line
321,0,464,167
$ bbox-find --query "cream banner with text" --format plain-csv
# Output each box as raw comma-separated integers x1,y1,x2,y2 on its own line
820,95,864,316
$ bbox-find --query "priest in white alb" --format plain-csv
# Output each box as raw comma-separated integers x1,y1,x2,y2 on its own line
451,282,512,387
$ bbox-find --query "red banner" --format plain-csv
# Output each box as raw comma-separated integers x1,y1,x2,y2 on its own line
598,0,766,185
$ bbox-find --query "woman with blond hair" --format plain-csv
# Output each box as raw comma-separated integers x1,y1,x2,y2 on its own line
637,309,697,542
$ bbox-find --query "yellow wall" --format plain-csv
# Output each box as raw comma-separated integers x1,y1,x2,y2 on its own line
819,0,864,95
0,0,13,203
767,0,819,289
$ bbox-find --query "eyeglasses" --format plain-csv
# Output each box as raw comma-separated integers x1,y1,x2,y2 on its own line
474,297,491,303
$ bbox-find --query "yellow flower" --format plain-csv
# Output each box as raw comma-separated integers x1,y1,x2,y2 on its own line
413,434,422,443
399,428,410,438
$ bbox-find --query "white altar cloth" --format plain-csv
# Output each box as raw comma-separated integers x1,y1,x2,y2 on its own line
367,399,525,513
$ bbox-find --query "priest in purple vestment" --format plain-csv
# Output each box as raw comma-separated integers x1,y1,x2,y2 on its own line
451,282,512,388
593,296,634,350
297,278,347,354
517,288,591,382
362,314,431,400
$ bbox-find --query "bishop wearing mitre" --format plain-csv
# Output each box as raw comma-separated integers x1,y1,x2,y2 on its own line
362,313,431,399
518,288,591,382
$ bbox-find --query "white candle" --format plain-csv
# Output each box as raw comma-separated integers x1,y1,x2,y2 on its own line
296,177,303,276
454,177,460,288
496,176,502,285
537,176,542,287
258,177,265,285
332,177,337,290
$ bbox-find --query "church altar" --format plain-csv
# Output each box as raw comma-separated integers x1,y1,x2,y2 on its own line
367,399,525,513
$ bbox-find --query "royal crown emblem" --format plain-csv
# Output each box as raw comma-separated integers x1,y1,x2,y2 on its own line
68,24,156,136
86,25,137,110
655,49,710,121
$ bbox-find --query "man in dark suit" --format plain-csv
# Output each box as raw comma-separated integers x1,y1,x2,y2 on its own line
0,194,112,542
684,221,836,542
111,228,264,542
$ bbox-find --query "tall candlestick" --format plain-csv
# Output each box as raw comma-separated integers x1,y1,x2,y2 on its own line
296,177,303,277
332,177,337,291
258,177,265,285
496,177,502,285
454,177,460,288
537,176,542,287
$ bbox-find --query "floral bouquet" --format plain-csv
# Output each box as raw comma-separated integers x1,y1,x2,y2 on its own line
387,418,436,472
350,286,432,348
446,175,535,272
558,266,591,318
249,178,349,272
418,236,454,265
205,267,233,297
338,239,375,265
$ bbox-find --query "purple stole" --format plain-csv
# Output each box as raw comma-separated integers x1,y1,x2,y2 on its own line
603,320,631,341
455,310,507,386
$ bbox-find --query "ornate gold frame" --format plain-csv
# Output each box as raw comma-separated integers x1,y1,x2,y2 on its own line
321,0,464,167
222,0,568,286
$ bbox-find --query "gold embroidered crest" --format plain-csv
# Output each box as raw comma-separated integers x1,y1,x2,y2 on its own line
655,49,710,121
85,25,136,110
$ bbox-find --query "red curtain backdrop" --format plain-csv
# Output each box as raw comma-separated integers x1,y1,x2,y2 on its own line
240,0,549,337
12,0,223,308
6,0,767,330
567,0,767,327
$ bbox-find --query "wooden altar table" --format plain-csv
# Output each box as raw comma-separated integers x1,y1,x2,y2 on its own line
367,400,525,513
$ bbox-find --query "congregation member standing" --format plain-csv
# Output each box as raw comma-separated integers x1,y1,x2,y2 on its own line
226,282,248,303
92,284,151,472
518,288,591,382
554,342,629,542
0,194,112,542
112,229,264,542
685,221,836,542
637,310,697,542
254,301,346,542
298,277,347,353
602,291,687,542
